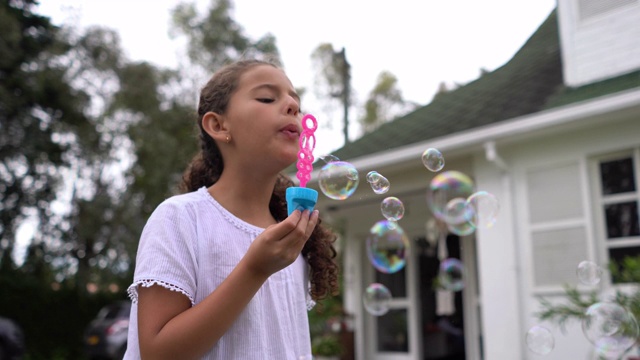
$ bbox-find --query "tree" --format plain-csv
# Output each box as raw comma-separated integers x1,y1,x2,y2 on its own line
360,70,418,134
311,43,352,144
0,0,92,268
170,0,280,80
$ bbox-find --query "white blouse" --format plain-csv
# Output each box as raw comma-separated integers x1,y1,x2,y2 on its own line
124,187,314,360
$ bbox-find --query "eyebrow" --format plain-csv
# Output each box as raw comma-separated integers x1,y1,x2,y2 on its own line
252,83,301,105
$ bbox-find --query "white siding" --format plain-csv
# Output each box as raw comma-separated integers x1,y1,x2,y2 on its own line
508,117,640,360
557,0,640,86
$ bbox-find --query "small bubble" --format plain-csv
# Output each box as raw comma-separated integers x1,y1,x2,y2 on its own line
422,148,445,172
438,258,465,291
381,196,404,221
319,154,340,164
363,283,392,316
576,260,602,286
366,171,390,194
526,325,554,355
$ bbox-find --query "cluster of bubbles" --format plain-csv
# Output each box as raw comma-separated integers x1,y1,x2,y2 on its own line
313,141,638,358
315,148,501,317
428,171,500,236
526,261,639,358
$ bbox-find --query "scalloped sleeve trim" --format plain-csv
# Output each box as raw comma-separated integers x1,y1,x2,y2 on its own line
128,279,195,306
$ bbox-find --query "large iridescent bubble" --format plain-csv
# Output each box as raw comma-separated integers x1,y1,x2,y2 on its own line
366,220,410,274
318,161,359,200
444,198,476,236
427,171,474,222
581,302,639,356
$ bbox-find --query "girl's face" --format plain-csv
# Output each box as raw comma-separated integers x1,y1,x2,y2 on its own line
223,65,302,172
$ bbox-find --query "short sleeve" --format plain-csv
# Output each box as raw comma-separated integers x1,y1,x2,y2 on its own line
127,200,198,305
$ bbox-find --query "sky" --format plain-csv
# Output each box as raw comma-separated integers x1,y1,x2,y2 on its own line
37,0,558,156
16,0,558,264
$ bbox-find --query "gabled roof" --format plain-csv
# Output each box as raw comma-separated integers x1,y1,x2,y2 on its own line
329,9,639,162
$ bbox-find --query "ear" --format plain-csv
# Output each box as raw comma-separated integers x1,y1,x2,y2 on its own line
202,111,230,143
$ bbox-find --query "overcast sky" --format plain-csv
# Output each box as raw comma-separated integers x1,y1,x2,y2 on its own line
38,0,557,155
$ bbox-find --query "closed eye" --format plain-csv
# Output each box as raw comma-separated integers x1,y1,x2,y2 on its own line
257,98,274,103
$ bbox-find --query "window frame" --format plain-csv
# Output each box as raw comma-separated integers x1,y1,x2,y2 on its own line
590,148,640,284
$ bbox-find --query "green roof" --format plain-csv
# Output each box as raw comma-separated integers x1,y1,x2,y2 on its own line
329,9,640,162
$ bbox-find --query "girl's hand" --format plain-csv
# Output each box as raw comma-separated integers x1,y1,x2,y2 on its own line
242,209,319,277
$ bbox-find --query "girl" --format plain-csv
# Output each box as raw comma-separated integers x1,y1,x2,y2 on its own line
124,59,339,359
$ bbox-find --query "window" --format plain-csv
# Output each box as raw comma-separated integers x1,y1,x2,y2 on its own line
526,161,588,288
594,150,640,282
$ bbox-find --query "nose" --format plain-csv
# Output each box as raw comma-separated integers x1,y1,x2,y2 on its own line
285,96,300,116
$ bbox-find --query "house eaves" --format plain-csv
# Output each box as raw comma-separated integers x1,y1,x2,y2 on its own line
305,87,640,183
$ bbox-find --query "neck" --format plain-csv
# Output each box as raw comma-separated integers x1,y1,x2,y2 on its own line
207,166,281,228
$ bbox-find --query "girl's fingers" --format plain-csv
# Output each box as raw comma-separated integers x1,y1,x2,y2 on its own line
304,210,319,237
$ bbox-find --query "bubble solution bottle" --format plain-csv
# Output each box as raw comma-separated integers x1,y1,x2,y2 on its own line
286,114,319,215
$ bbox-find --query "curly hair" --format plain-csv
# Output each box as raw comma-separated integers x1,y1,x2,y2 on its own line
180,59,339,300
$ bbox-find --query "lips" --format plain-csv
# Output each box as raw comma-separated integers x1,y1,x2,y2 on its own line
280,124,301,138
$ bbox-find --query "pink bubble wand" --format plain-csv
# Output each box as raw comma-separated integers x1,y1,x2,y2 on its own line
286,114,319,215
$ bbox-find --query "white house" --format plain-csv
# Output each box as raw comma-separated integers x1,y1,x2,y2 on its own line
305,1,640,359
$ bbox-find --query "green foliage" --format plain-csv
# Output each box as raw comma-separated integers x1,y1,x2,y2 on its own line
312,334,342,357
308,268,345,357
0,266,126,360
0,0,91,265
170,0,280,70
536,255,640,340
360,71,414,133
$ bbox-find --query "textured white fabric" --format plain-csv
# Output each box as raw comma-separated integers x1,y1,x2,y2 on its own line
124,187,314,360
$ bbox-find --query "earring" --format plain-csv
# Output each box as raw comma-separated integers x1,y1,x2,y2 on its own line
226,135,230,143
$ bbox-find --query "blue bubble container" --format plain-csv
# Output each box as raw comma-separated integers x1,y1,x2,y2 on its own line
286,187,318,216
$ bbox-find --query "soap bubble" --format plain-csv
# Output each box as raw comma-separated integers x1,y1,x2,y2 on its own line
318,161,359,200
594,337,622,359
443,198,476,236
526,325,554,355
366,171,390,194
363,283,392,316
581,302,639,355
465,191,500,229
381,197,405,221
366,220,409,274
427,171,474,222
576,260,603,286
422,148,445,172
447,220,476,237
438,258,465,291
443,197,472,225
319,154,340,164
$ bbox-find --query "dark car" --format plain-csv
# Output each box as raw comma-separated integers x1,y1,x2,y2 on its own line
0,316,25,360
84,301,131,360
